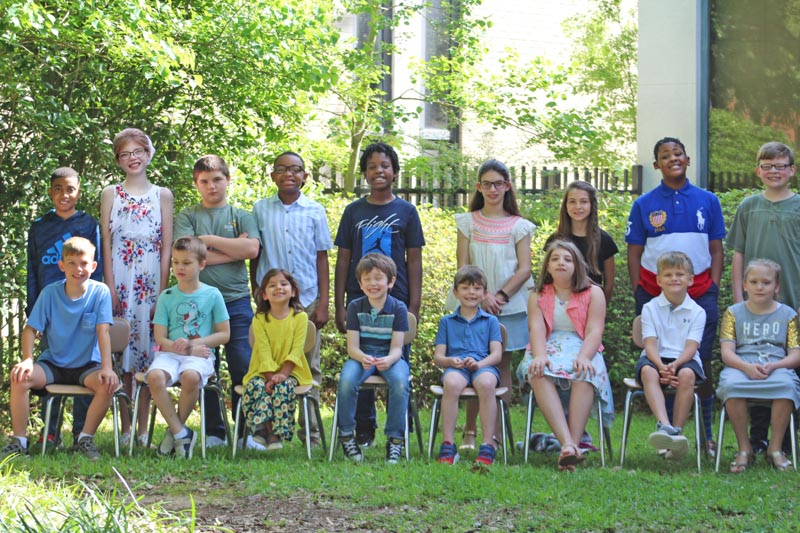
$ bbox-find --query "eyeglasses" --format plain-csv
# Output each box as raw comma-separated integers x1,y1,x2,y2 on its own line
479,180,508,191
759,163,791,171
273,165,305,175
117,148,146,161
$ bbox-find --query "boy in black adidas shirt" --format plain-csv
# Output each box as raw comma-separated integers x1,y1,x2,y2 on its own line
27,167,102,446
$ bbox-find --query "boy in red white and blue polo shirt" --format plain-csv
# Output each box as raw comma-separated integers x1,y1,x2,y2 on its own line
626,137,725,454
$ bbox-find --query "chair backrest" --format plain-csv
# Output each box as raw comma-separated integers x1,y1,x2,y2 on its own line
404,312,417,345
110,317,131,354
632,315,643,348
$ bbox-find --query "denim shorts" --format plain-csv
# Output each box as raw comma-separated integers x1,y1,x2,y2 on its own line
443,365,500,387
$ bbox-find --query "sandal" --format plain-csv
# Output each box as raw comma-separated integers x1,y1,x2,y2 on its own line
557,445,586,470
729,450,755,473
767,450,792,472
459,430,477,451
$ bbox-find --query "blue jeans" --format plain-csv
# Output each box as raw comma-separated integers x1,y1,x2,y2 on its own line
338,358,409,439
204,296,253,439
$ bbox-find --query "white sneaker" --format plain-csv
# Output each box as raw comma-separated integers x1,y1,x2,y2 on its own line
238,435,267,451
205,435,227,448
158,430,174,456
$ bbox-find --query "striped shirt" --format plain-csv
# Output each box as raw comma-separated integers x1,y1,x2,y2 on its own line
346,295,408,358
252,193,333,307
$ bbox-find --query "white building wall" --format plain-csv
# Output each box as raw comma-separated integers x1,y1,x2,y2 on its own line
637,1,701,191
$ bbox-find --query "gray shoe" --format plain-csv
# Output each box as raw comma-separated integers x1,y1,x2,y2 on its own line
1,437,29,459
158,430,175,456
173,429,197,459
76,436,101,460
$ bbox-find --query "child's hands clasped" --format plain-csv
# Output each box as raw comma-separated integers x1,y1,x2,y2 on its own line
265,372,288,393
744,363,769,380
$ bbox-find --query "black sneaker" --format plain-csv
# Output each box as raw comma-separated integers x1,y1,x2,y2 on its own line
339,433,363,462
76,435,101,460
356,430,375,449
1,437,29,459
386,437,404,464
173,429,197,459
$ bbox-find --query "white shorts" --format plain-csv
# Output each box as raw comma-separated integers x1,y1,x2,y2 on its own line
146,352,215,387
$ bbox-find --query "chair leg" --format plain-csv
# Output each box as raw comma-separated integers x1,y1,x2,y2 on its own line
129,383,143,456
309,395,327,453
619,390,635,467
715,403,727,473
498,398,508,465
328,396,339,462
112,395,120,457
42,395,57,457
503,400,514,456
232,395,243,459
200,388,207,460
427,398,440,459
693,393,702,473
218,388,232,447
597,400,605,468
302,395,313,460
524,391,534,464
410,389,424,455
790,411,797,471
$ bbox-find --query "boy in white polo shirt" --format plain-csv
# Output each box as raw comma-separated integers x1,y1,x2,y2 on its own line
635,251,706,460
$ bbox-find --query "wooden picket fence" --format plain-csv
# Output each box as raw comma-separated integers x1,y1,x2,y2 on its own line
320,164,645,206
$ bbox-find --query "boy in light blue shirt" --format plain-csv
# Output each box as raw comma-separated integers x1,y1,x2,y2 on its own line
2,237,117,460
433,266,502,466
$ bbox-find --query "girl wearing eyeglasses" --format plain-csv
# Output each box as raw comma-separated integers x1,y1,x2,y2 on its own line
452,159,535,451
100,128,174,448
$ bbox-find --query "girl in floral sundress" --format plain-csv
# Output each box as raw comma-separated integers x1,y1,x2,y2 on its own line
242,269,312,450
101,128,173,446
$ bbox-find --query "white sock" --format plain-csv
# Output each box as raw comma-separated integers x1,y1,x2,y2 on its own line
15,436,28,448
78,432,92,441
175,427,190,439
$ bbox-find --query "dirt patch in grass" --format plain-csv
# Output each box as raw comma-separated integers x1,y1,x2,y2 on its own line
142,483,397,532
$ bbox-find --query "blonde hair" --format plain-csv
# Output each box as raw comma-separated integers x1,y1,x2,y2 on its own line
62,236,95,258
656,251,694,275
743,258,781,287
535,240,592,293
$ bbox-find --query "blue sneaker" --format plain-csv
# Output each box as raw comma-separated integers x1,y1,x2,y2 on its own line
475,443,496,466
437,441,459,464
173,429,197,459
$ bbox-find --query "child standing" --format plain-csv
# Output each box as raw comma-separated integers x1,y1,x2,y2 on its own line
727,142,800,452
454,159,534,451
174,155,260,449
148,237,230,459
519,240,613,471
242,269,313,450
334,142,424,448
434,266,503,466
546,180,618,305
27,167,102,447
635,252,706,460
251,151,332,447
336,254,410,463
101,128,174,447
626,136,725,453
1,237,117,460
718,259,800,473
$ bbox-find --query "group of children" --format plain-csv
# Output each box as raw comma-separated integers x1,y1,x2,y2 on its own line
3,132,800,473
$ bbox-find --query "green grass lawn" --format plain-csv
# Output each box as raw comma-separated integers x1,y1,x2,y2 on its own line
2,403,798,532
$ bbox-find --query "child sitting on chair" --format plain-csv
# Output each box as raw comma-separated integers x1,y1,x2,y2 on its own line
718,259,800,473
148,236,230,458
433,265,503,466
2,236,117,460
336,253,410,464
636,251,706,460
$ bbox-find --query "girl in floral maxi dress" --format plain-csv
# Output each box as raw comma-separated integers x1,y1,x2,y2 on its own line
519,240,613,471
101,128,174,446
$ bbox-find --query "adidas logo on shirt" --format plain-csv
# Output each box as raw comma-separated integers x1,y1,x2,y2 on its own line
42,233,73,265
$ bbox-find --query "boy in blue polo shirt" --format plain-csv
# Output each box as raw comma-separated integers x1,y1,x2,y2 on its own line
433,266,502,466
626,137,725,454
